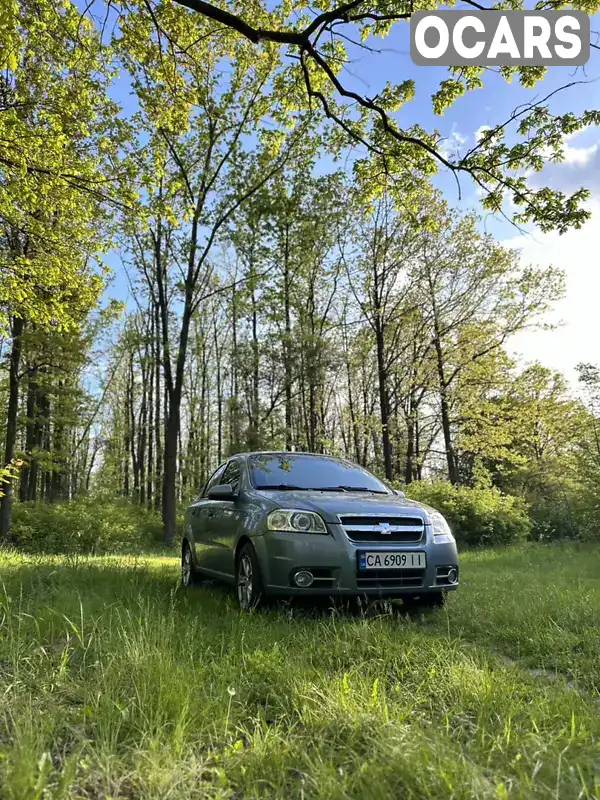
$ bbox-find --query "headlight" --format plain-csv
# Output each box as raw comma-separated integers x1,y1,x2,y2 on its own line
429,511,454,540
267,509,328,534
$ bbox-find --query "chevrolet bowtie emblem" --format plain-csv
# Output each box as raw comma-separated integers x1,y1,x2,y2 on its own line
378,522,391,534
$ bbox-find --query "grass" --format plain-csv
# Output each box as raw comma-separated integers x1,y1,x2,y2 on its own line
0,544,599,799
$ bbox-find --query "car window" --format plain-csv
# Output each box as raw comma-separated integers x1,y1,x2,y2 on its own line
221,459,242,493
202,464,226,497
249,454,390,493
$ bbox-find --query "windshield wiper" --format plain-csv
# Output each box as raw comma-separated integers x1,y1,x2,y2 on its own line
255,484,307,491
312,485,388,494
255,484,388,494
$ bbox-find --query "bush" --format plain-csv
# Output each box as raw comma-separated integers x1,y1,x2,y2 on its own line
405,480,532,547
570,487,600,542
10,497,164,554
527,495,580,542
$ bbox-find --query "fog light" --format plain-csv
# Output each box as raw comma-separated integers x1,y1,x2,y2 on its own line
447,568,458,583
294,570,314,588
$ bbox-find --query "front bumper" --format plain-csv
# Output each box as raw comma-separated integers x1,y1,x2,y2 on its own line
252,522,459,598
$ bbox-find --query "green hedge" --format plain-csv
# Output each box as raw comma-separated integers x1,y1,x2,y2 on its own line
405,481,532,547
10,498,164,554
8,484,537,553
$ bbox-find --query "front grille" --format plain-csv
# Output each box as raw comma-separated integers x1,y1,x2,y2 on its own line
356,569,425,589
339,515,424,544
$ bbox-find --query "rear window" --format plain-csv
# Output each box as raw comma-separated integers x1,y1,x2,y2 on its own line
249,454,390,493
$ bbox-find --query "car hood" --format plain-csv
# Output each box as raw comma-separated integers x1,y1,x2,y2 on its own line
254,490,431,524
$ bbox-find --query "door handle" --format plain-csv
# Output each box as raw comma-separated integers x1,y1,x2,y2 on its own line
191,509,197,516
207,510,215,518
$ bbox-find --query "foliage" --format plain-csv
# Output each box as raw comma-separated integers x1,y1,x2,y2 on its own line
527,491,580,542
406,480,532,547
0,0,121,540
0,0,118,332
149,0,600,233
10,497,163,554
571,363,600,541
0,459,21,498
0,546,599,797
476,364,600,542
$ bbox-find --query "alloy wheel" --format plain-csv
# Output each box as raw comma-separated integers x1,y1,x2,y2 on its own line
237,554,254,609
182,546,192,587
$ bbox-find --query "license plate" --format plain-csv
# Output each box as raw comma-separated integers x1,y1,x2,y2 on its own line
359,551,426,570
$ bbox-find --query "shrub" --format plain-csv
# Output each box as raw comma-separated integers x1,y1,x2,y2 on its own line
405,481,532,547
571,487,600,542
10,497,164,554
527,495,580,541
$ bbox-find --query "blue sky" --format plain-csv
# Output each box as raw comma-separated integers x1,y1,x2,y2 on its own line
332,16,600,386
101,5,600,387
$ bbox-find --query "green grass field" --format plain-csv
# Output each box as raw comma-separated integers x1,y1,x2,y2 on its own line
0,543,599,799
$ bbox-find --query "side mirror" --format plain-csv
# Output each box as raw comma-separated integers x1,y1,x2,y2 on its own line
208,483,236,501
394,488,406,498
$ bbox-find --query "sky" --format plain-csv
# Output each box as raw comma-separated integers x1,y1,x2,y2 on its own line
335,20,600,387
101,3,600,390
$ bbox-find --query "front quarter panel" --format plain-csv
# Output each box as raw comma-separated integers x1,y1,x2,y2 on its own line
183,503,200,566
236,492,277,542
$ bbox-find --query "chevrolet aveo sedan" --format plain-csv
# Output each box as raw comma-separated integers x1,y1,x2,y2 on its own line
181,452,459,610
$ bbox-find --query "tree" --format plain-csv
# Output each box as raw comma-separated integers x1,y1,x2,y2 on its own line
119,2,311,543
343,189,424,480
409,203,564,484
114,0,600,234
0,0,117,537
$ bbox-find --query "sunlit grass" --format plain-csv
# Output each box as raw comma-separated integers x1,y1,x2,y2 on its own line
0,543,599,798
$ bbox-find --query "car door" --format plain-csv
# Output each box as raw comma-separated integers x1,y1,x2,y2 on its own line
191,464,226,572
209,459,244,577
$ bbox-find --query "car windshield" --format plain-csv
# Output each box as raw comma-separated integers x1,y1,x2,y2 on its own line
249,454,390,494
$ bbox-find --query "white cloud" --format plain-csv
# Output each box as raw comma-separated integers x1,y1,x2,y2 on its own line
438,125,467,160
534,126,600,192
562,142,598,167
503,198,600,388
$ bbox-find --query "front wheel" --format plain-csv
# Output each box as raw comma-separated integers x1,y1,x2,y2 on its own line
236,543,264,611
181,542,200,588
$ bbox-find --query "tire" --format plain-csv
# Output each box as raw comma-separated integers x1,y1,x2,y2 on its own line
402,591,446,610
181,541,200,588
236,543,264,611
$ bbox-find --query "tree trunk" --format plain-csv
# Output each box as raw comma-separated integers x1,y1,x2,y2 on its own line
20,365,37,502
161,293,192,545
375,318,393,481
283,226,293,451
128,354,140,501
28,382,46,501
162,402,180,545
147,317,154,509
248,283,260,449
405,408,415,485
213,316,223,465
123,362,131,498
0,316,25,539
138,352,147,507
154,300,162,511
41,389,51,502
346,354,361,464
50,381,65,501
229,281,241,454
432,326,459,484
